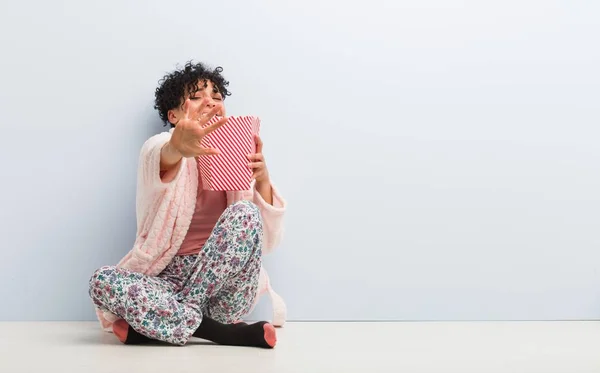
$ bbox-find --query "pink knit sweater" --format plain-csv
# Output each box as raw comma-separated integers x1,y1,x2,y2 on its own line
95,130,287,331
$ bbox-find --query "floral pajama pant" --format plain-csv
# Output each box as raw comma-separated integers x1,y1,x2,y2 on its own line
89,201,263,345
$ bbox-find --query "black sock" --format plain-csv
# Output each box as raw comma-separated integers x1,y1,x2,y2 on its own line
193,316,277,348
123,325,152,345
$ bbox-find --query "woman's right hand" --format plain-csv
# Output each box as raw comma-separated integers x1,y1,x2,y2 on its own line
160,98,227,172
169,98,228,158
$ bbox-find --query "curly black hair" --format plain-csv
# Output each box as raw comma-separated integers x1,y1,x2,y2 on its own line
154,61,231,126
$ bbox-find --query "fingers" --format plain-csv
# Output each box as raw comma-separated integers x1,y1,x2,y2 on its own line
198,104,224,126
183,97,207,120
183,99,191,119
183,98,211,121
193,98,209,121
255,134,263,153
248,161,264,169
201,115,228,135
251,169,267,181
247,153,264,162
247,152,268,181
248,154,266,180
183,98,192,119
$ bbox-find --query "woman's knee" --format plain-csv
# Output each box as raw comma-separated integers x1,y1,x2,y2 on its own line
211,201,264,259
223,200,260,219
220,200,262,229
88,266,116,292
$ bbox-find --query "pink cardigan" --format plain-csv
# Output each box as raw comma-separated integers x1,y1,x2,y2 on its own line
95,130,287,331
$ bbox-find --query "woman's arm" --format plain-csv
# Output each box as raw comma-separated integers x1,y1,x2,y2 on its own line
255,180,273,205
160,140,183,171
159,101,226,179
251,181,286,253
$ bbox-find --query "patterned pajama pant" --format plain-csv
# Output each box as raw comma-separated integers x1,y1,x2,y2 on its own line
88,201,263,345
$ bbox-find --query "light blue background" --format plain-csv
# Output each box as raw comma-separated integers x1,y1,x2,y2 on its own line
1,0,599,321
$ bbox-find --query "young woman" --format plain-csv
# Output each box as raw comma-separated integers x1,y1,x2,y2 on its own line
89,61,286,348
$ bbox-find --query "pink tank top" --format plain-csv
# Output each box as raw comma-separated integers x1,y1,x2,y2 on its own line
177,160,227,256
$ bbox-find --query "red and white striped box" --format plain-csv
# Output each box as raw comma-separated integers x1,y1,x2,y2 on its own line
199,116,261,191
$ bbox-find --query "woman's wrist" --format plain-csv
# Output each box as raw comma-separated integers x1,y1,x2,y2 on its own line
160,141,184,171
255,178,273,205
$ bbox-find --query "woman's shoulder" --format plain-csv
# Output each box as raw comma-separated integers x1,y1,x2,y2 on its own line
145,130,173,144
140,130,173,153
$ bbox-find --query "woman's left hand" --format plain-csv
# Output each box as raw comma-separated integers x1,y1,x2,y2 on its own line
247,135,270,184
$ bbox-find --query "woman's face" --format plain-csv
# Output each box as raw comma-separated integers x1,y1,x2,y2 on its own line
168,80,225,125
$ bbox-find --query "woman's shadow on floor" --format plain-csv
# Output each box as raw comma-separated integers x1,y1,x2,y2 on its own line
75,333,214,347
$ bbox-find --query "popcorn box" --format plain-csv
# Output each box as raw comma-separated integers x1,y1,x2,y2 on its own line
199,116,261,191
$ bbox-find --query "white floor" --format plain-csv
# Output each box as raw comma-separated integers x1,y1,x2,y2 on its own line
1,322,600,373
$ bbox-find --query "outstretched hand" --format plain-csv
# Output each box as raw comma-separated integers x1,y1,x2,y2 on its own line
169,98,228,158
